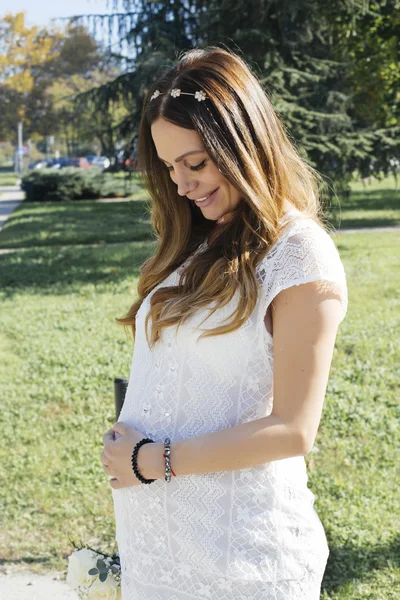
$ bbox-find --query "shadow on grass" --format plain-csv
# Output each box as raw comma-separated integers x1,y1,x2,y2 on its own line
0,199,153,249
322,533,400,594
0,241,155,297
329,186,400,229
0,556,53,568
332,214,400,229
342,187,399,211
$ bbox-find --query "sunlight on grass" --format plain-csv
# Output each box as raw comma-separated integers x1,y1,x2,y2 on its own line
0,174,399,597
328,174,400,229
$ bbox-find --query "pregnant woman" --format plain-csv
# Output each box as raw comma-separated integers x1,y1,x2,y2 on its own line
101,45,348,599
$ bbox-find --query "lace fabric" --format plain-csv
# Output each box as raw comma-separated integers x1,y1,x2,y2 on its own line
111,214,348,599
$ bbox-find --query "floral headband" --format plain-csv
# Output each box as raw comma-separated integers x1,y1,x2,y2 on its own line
150,88,207,102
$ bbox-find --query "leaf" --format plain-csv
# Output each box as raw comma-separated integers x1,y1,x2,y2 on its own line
96,558,107,570
88,568,99,576
99,571,108,583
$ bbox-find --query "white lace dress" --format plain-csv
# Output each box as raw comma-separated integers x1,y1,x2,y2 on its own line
111,212,348,599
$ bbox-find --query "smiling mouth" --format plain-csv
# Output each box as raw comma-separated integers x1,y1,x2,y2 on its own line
191,188,219,202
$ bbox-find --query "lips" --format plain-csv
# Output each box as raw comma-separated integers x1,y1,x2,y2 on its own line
189,188,219,202
193,188,219,208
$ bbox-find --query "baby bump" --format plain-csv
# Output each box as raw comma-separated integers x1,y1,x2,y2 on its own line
112,480,169,558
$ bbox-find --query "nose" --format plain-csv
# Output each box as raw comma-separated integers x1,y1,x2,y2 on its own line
175,171,198,197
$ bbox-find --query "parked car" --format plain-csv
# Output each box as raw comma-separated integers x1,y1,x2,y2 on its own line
90,156,111,170
68,157,91,168
47,157,91,169
27,159,51,169
47,158,63,169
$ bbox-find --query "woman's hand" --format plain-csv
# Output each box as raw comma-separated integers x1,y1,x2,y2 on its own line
101,422,161,490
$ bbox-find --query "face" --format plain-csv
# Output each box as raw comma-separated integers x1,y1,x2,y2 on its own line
151,118,241,223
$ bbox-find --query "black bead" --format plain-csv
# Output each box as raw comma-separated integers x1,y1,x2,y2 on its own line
131,438,156,484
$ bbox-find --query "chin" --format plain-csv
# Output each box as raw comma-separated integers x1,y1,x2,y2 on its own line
201,209,220,219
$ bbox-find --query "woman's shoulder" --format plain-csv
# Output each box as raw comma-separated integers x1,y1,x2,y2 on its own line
258,209,348,322
275,208,337,254
257,207,347,291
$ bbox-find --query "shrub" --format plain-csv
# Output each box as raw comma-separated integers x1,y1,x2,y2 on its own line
21,168,138,202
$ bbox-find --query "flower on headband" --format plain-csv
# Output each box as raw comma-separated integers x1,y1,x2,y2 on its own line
194,90,207,102
170,88,181,98
150,90,161,101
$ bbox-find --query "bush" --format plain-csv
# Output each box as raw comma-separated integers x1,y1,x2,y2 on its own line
21,168,138,202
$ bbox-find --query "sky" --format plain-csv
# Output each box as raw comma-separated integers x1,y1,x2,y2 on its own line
0,0,112,28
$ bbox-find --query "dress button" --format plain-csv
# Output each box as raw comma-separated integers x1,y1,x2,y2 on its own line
170,365,175,371
156,360,160,367
167,342,172,347
164,412,170,417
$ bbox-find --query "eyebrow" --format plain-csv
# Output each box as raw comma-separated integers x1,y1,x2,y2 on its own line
157,150,206,163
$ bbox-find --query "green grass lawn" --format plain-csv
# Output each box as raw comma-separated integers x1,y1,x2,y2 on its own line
0,172,19,186
0,174,398,251
0,175,399,598
0,198,153,249
328,174,400,229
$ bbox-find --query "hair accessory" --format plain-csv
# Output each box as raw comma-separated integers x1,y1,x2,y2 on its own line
150,88,207,102
131,438,157,484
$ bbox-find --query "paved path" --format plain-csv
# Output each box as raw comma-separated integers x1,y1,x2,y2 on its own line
0,570,78,600
0,184,24,232
331,225,400,234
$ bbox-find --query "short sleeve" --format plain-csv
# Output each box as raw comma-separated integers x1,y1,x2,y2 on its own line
257,219,348,324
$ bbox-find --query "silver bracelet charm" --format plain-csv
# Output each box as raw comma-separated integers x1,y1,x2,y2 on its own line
164,437,172,482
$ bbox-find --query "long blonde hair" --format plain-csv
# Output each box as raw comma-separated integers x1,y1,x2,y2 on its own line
116,46,327,347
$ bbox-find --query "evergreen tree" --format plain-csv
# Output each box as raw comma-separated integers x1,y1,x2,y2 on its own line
71,0,399,185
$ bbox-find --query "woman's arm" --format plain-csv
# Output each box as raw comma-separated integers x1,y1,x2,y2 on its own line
143,413,305,479
142,279,343,479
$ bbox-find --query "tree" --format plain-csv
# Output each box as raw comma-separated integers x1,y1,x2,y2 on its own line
330,0,400,178
60,0,400,182
0,12,124,157
0,12,61,139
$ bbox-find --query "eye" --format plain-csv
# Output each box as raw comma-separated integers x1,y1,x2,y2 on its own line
189,159,207,171
165,159,208,172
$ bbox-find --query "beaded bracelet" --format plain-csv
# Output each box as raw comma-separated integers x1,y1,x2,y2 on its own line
131,438,157,484
163,437,177,482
